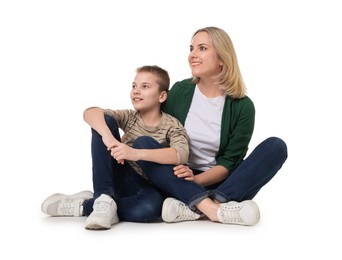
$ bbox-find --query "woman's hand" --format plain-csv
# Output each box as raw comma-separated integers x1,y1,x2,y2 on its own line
173,165,195,181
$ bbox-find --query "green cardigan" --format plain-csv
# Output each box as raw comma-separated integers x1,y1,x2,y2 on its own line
162,78,255,172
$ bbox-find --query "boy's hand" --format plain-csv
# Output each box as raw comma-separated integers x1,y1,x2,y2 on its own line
110,143,138,163
103,135,124,164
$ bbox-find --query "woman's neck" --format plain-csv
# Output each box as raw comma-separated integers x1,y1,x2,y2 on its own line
197,79,222,98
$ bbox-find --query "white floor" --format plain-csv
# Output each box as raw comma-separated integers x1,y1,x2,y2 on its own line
3,166,341,260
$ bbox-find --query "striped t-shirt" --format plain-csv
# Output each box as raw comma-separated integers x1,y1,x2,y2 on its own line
104,109,189,177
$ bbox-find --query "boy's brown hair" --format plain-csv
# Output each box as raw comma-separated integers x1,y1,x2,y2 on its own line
136,65,170,93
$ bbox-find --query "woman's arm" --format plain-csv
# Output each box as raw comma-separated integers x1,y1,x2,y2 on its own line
174,165,229,186
193,165,229,186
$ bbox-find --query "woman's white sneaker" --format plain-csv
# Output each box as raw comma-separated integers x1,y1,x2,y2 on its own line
217,200,260,226
162,197,201,223
41,190,93,217
85,194,119,230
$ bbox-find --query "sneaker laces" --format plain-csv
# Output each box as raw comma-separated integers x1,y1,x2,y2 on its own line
93,200,111,214
219,204,245,224
59,200,81,216
175,202,199,221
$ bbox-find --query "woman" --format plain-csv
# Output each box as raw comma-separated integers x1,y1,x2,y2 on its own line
140,26,288,225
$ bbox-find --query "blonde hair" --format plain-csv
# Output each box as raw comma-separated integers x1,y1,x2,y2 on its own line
192,27,247,99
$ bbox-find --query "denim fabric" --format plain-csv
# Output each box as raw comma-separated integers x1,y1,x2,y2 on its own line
143,136,288,214
83,114,288,218
134,137,210,209
82,115,164,222
210,137,288,202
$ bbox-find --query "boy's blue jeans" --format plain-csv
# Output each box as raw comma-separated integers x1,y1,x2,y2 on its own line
82,115,164,222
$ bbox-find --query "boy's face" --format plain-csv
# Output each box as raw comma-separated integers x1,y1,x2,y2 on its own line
130,72,166,113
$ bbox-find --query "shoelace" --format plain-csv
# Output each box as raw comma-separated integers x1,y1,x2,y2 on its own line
175,202,198,221
220,204,245,224
59,201,79,215
93,201,111,214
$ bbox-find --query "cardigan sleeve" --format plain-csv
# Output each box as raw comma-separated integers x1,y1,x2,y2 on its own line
216,97,255,172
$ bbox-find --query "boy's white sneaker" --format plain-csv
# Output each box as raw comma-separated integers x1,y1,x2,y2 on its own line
85,194,119,230
217,200,260,226
41,190,93,217
162,197,201,223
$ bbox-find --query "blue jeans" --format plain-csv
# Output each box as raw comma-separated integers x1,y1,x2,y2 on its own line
140,137,288,214
82,115,164,222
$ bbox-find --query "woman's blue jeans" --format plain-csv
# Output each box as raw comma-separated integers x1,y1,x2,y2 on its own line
82,115,164,222
140,137,288,214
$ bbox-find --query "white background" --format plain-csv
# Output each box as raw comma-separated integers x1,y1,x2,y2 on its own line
1,0,341,259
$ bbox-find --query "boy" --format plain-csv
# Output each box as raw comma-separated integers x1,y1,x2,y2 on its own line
41,65,189,230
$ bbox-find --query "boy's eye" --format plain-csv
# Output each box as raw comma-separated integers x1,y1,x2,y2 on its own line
143,84,149,89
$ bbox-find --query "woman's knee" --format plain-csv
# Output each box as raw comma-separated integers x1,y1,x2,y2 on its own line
264,136,288,161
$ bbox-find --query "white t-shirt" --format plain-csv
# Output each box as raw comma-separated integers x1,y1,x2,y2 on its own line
184,86,225,171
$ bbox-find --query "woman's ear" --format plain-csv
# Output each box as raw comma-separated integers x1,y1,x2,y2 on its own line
159,91,167,103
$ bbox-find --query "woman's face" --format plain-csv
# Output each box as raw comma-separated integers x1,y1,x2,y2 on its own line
188,31,222,80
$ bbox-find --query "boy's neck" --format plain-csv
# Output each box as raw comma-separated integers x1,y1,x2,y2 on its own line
139,109,163,127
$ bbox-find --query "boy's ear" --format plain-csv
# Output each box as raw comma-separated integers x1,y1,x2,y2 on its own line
159,91,167,103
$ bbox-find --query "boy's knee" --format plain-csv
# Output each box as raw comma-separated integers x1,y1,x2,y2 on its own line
133,136,160,149
104,114,119,129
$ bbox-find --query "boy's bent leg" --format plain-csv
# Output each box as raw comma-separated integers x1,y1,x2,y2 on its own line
115,171,164,222
91,114,122,199
41,115,123,218
133,136,208,210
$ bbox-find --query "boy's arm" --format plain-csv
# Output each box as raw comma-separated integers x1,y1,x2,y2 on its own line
135,148,179,164
110,145,180,165
83,107,120,149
